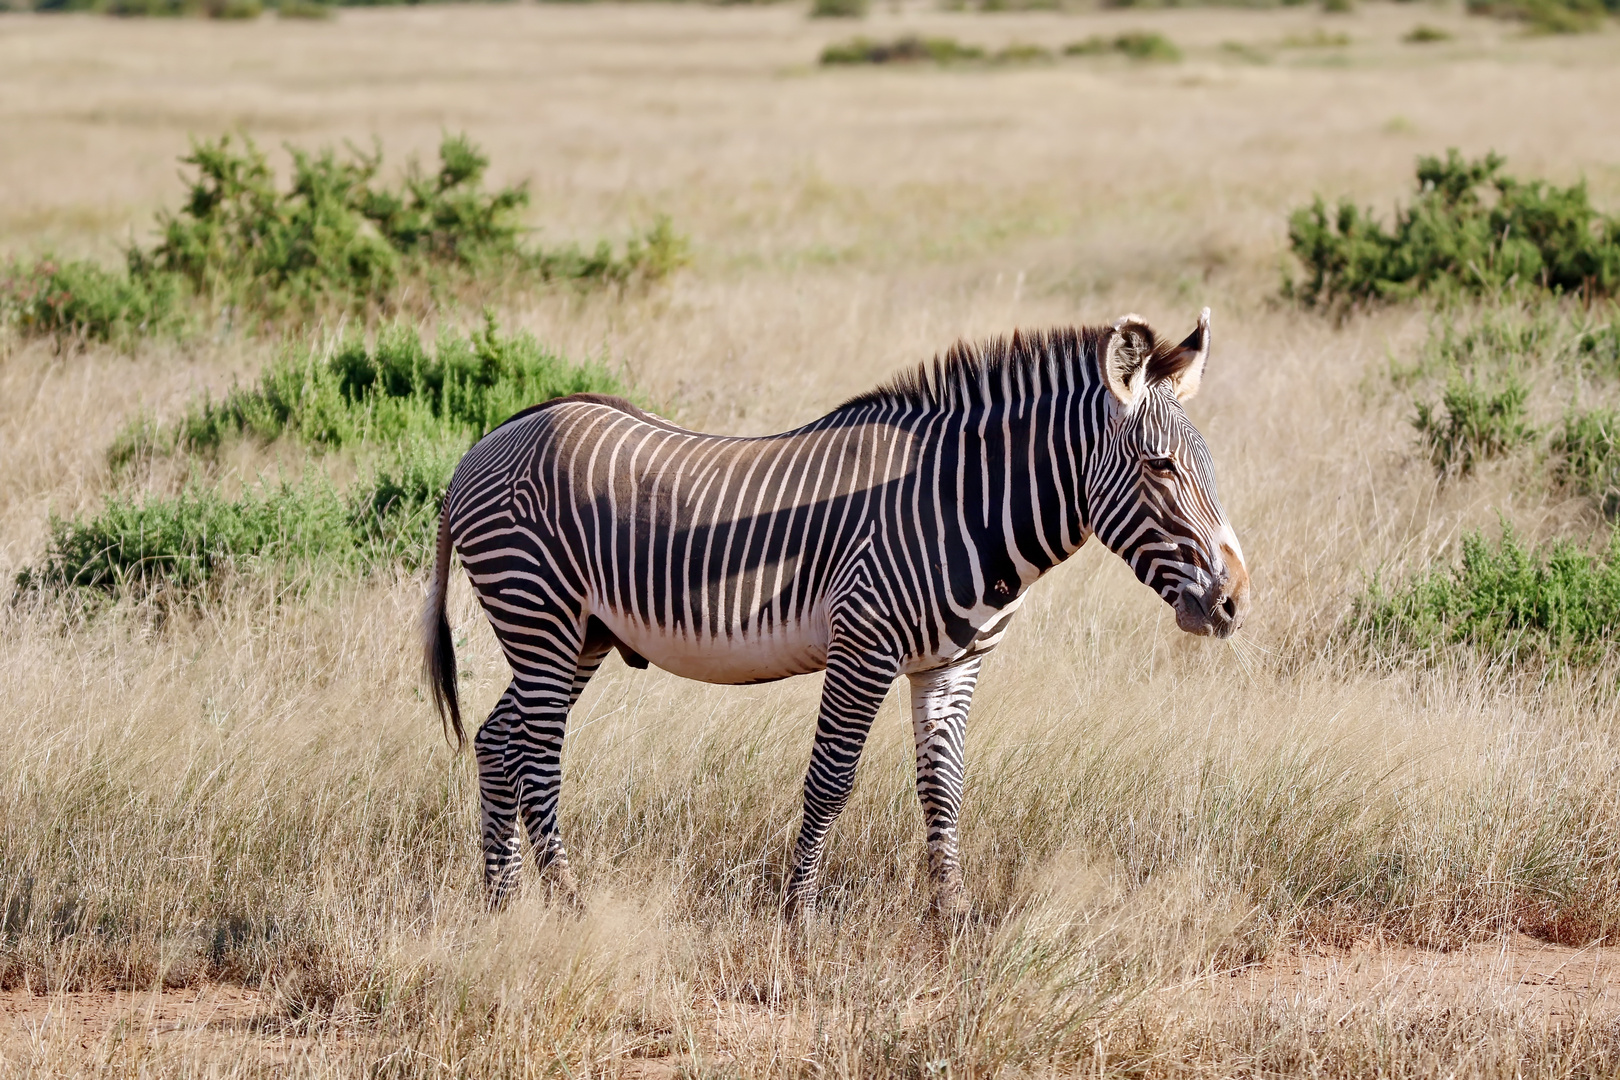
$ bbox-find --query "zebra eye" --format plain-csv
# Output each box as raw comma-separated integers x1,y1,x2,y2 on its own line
1145,456,1176,474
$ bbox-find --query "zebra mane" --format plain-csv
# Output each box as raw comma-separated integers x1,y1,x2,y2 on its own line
837,324,1118,413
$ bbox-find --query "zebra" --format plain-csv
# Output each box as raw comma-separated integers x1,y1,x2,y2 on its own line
422,309,1249,918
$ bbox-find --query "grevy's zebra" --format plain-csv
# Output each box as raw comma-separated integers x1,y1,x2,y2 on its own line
423,309,1250,917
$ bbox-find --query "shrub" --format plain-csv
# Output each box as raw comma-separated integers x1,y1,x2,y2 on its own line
809,0,867,17
1355,528,1620,671
1411,372,1535,475
5,134,686,343
1467,0,1613,33
1287,150,1620,309
1552,409,1620,513
110,314,627,468
1580,322,1620,372
0,257,182,346
1403,23,1452,41
1063,31,1180,61
30,321,629,597
819,35,986,64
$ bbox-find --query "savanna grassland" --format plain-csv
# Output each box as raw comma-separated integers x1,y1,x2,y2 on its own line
4,3,1620,1076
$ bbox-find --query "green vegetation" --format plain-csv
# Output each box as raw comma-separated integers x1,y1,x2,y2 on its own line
18,319,628,598
0,256,183,347
819,35,988,64
1356,528,1620,672
1,134,686,344
1552,409,1620,513
1412,373,1535,475
818,32,1176,67
809,0,867,18
1288,150,1620,310
1402,23,1453,42
1063,30,1181,61
1467,0,1615,33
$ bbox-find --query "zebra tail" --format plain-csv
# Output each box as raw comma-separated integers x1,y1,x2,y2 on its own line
422,506,464,749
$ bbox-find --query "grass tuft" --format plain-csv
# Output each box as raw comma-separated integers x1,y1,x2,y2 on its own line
1411,372,1535,475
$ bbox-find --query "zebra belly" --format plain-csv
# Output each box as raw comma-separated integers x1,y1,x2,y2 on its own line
591,606,831,685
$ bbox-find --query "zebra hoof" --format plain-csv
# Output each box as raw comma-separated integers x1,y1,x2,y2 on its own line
933,873,969,922
782,892,817,925
549,866,581,907
486,874,520,913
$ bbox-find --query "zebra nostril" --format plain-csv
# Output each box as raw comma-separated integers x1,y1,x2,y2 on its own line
1219,595,1237,621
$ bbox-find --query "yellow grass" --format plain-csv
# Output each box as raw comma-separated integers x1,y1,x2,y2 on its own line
3,3,1620,1075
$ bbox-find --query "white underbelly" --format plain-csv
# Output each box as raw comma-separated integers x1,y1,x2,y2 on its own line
594,606,831,684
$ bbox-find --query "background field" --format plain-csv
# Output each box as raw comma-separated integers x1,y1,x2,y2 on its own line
3,3,1620,1076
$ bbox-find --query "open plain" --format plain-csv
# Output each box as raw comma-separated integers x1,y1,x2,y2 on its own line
3,2,1620,1075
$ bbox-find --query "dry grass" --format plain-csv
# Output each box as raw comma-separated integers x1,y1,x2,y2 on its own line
5,3,1620,1076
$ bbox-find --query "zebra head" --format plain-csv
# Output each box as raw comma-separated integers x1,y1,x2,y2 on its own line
1089,308,1249,638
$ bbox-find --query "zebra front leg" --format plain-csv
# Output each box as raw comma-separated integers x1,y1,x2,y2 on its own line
908,658,981,919
784,646,899,920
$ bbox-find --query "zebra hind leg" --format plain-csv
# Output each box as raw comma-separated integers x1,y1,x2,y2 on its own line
496,617,613,906
784,643,900,921
907,658,981,920
475,683,524,909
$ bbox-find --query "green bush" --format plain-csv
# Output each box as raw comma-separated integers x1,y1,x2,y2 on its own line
1288,150,1620,309
819,34,987,64
1412,373,1535,475
1467,0,1613,33
1402,23,1452,41
1580,322,1620,372
0,257,182,345
111,315,626,468
4,134,686,343
26,320,628,598
809,0,867,17
1355,528,1620,671
1063,31,1180,61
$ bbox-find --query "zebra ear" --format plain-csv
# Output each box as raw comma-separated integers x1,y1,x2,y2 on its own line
1103,314,1155,409
1151,307,1211,402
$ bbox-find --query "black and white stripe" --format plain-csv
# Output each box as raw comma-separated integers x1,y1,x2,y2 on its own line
423,309,1249,916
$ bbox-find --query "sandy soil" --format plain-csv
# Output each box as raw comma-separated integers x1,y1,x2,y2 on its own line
8,936,1618,1071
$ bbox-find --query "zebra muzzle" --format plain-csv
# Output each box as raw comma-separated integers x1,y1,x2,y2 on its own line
1174,570,1248,639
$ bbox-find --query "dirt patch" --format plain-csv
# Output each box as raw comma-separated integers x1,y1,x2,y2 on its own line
1177,934,1620,1022
0,984,303,1067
